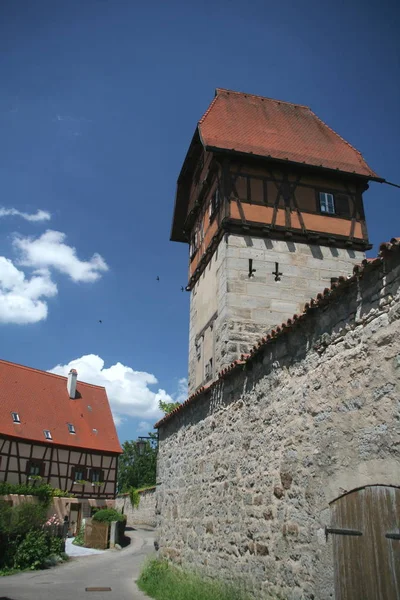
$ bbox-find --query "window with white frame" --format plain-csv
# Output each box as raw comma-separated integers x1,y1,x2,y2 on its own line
11,412,20,423
319,192,335,214
209,189,220,221
67,423,76,434
43,430,52,440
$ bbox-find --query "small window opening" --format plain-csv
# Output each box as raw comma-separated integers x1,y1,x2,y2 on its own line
67,423,76,434
320,192,335,214
28,461,43,476
92,428,98,434
44,430,52,440
205,358,213,382
11,412,20,423
209,189,220,221
91,469,101,483
73,467,86,481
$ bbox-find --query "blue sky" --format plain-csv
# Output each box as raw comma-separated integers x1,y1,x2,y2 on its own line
0,0,398,443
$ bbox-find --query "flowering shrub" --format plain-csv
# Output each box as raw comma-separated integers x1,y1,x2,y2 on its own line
44,514,62,527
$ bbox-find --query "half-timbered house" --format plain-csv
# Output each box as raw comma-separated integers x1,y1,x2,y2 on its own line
0,359,122,531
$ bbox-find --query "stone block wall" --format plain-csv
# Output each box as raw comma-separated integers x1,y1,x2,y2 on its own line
157,247,400,599
116,487,156,527
188,233,364,393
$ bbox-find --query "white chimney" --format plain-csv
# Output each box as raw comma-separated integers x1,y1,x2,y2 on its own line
67,369,78,399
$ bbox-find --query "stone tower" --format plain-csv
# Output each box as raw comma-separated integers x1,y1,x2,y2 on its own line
170,89,381,394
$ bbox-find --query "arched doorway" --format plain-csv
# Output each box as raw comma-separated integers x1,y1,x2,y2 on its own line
328,485,400,599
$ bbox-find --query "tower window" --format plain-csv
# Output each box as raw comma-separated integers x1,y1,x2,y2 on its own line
44,430,52,440
11,412,20,423
67,423,76,434
319,192,335,214
209,189,220,221
205,358,213,382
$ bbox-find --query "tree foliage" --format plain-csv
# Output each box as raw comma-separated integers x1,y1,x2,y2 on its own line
117,433,158,493
159,399,181,415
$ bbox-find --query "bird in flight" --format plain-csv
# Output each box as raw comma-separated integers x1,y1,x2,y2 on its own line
99,320,102,324
156,276,160,281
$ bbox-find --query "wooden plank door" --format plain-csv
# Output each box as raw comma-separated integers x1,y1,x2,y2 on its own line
330,485,400,600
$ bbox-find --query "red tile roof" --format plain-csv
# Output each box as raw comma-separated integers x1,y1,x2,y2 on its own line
155,237,400,429
199,88,380,179
0,360,122,454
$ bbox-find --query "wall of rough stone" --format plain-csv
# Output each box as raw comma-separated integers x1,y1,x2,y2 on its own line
188,233,364,393
116,487,156,527
157,248,400,600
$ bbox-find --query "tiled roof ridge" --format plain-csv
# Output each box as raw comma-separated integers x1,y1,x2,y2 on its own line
0,358,106,391
309,109,377,177
155,237,400,429
214,88,310,110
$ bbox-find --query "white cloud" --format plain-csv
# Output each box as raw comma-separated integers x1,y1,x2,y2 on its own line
14,230,108,283
175,377,188,403
0,257,57,324
137,421,153,433
0,207,51,222
48,354,179,425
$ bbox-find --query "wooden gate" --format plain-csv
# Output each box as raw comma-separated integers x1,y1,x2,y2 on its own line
84,518,109,550
329,485,400,599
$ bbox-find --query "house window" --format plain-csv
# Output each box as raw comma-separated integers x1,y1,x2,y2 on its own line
90,469,103,483
44,430,52,440
209,189,220,221
26,460,44,477
11,412,20,423
72,466,87,481
319,192,335,214
67,423,76,434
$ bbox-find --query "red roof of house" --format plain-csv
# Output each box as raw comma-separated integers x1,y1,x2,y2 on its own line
0,359,122,454
199,89,379,178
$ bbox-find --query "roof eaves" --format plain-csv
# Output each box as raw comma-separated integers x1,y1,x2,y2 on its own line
155,237,400,430
202,145,384,182
308,108,380,179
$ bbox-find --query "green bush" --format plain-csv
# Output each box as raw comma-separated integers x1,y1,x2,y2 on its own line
0,481,74,503
92,508,126,524
0,500,65,571
8,502,47,536
129,487,140,508
138,559,251,600
72,522,85,546
14,530,49,570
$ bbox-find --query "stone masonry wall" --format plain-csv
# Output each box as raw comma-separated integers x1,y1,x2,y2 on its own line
116,487,156,527
188,233,364,393
157,247,400,599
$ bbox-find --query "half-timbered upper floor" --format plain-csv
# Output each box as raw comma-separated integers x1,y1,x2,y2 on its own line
170,89,382,288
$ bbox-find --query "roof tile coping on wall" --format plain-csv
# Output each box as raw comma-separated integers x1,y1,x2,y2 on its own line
155,237,400,429
117,486,156,497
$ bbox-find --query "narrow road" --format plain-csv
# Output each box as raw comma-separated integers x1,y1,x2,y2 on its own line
0,528,154,600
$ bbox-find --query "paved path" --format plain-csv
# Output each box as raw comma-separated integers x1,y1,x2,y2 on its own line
66,538,106,557
0,528,154,600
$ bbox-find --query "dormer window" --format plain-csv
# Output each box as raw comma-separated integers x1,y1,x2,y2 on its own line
67,423,76,434
44,430,52,440
11,412,20,423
